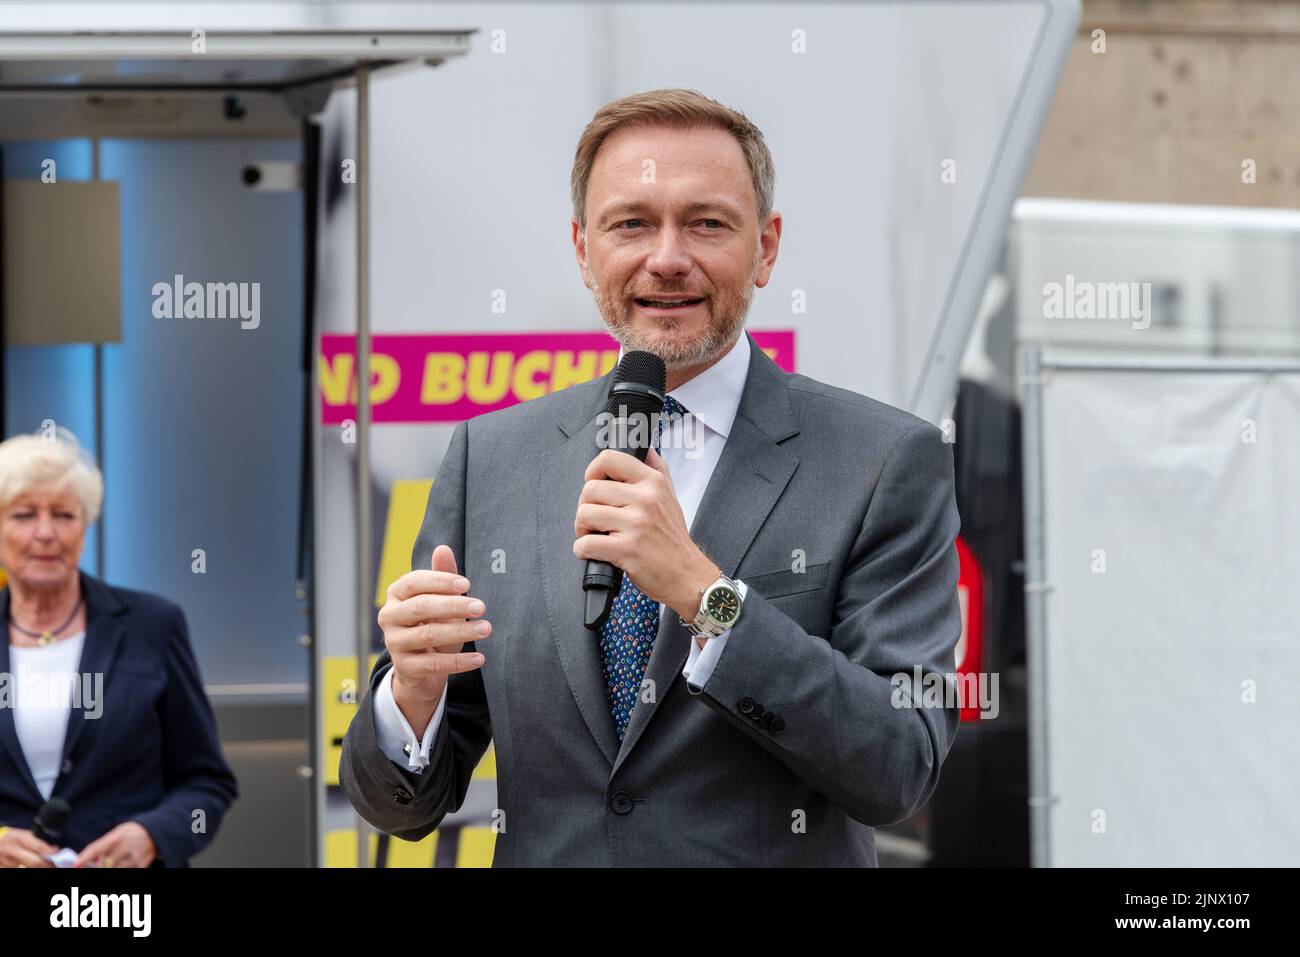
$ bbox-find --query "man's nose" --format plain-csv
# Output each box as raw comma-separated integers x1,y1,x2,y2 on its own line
644,224,693,276
33,512,57,539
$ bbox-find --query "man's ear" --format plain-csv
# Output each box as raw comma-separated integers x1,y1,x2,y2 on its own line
571,218,591,287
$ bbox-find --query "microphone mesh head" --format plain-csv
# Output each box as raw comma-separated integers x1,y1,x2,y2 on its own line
612,350,666,389
605,350,666,420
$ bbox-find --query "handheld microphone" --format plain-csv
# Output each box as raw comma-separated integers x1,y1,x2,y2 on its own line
34,797,70,845
582,350,666,630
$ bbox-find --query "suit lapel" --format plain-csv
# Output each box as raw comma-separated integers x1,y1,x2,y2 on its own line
537,367,624,767
613,334,801,773
537,334,802,774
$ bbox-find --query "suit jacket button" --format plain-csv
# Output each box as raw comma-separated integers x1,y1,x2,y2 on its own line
759,711,774,729
737,696,755,715
749,701,765,720
769,716,785,735
393,787,413,806
61,758,74,775
608,791,634,815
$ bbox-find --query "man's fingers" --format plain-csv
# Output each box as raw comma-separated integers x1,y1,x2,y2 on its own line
385,544,466,602
388,619,492,654
574,502,627,537
385,592,484,628
401,650,486,679
584,448,655,484
573,531,622,565
645,446,676,486
431,542,459,576
578,478,639,507
384,545,491,677
387,569,471,603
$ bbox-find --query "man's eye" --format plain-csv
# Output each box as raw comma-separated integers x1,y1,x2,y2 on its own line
618,218,722,230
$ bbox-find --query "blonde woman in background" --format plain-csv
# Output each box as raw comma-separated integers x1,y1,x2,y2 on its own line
0,430,236,867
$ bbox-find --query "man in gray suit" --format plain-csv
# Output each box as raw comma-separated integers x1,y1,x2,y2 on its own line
340,88,963,866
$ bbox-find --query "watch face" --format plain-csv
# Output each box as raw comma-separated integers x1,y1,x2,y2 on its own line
705,585,740,625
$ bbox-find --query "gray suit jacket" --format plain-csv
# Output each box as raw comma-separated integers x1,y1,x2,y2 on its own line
340,331,963,866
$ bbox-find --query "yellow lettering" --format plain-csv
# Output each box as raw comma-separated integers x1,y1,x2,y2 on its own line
465,351,512,404
319,354,353,406
550,350,599,391
420,352,467,404
512,350,551,401
366,354,401,405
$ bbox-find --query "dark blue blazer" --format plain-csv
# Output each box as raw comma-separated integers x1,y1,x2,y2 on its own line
0,571,237,866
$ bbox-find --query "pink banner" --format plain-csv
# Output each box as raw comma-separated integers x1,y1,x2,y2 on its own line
320,330,795,424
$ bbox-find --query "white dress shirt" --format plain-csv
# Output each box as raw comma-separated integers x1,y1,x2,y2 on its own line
376,333,753,773
10,631,86,800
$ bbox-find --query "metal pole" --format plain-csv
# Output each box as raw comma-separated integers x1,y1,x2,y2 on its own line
1020,346,1051,868
1038,352,1300,374
92,137,105,578
354,60,372,870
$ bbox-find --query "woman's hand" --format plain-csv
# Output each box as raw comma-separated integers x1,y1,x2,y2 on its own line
0,827,59,868
75,822,157,868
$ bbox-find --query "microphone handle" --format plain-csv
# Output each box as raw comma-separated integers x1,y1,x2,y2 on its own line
581,442,653,630
583,560,621,630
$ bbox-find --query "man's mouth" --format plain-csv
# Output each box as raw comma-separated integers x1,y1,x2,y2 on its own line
634,297,705,311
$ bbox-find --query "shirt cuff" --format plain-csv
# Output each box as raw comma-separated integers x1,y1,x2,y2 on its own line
681,579,747,694
373,665,447,773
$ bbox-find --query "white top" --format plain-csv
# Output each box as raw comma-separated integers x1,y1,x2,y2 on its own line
9,631,86,800
375,333,754,773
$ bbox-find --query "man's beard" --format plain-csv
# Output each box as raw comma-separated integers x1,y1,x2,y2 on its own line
590,258,759,370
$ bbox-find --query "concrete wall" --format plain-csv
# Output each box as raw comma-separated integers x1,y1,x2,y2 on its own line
1023,0,1300,208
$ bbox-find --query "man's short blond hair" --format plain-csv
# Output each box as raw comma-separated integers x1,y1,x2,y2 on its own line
570,88,775,232
0,429,103,525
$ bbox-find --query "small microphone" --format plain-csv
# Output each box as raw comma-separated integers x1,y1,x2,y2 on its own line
34,797,70,845
582,350,666,630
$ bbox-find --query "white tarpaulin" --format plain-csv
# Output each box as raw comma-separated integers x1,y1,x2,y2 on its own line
1038,363,1300,866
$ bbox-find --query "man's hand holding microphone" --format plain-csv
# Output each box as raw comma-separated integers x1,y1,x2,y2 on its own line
378,544,491,737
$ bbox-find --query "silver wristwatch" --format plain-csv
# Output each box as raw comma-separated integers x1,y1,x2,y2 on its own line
680,573,744,640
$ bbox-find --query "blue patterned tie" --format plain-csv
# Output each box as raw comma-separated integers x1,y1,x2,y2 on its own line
600,394,688,741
